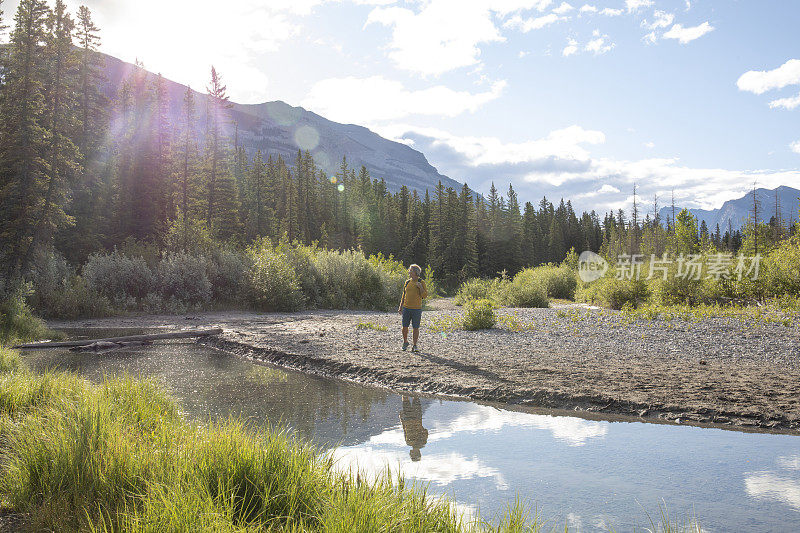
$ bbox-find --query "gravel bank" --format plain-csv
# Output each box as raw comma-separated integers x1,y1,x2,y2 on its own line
50,303,800,432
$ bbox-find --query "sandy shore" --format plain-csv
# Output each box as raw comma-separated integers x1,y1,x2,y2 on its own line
48,302,800,433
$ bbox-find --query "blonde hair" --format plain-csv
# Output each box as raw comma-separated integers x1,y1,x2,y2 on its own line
409,264,422,276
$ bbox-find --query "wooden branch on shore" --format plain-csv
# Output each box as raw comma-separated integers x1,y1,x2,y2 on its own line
13,328,224,350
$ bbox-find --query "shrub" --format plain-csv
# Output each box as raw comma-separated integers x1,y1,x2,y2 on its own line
0,290,51,344
247,240,305,311
454,278,502,306
578,276,649,310
83,250,155,301
207,248,250,303
500,276,549,308
761,237,800,297
463,298,496,330
158,252,212,305
529,264,577,300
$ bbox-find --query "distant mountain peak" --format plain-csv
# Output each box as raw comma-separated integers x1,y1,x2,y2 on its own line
658,185,800,230
101,53,465,195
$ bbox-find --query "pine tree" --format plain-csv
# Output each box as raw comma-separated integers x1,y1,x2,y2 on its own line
204,66,231,231
20,0,80,272
0,0,52,284
59,4,106,262
176,85,198,249
505,184,522,273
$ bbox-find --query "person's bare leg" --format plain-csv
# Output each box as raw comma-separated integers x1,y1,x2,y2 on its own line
402,327,409,343
412,327,419,346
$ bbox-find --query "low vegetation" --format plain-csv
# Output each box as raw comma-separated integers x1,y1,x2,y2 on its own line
454,222,800,315
24,240,408,318
0,346,702,532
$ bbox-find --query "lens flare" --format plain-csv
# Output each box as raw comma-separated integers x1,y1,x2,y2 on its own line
337,184,345,192
330,176,337,184
294,125,320,151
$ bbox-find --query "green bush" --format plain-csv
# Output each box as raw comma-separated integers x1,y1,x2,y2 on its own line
82,250,155,301
578,276,649,310
454,278,502,306
0,291,51,344
207,247,250,303
463,298,497,330
247,240,305,312
500,276,549,308
526,264,577,300
761,237,800,297
158,252,212,305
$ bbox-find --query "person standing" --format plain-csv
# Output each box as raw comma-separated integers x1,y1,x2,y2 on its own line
398,264,427,352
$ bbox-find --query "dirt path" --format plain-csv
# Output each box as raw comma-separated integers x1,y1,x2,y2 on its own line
49,304,800,433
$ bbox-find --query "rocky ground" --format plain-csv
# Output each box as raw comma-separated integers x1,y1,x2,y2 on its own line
49,300,800,433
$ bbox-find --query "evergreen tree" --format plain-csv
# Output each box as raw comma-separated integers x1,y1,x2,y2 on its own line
0,0,52,284
176,85,199,249
204,66,238,239
21,0,80,272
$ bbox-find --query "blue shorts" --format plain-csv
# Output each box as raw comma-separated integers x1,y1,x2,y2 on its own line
402,307,422,329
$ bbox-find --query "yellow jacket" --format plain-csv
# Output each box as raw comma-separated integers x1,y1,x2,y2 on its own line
400,279,428,309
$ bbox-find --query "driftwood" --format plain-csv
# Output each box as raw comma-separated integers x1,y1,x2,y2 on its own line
13,328,223,350
69,340,153,353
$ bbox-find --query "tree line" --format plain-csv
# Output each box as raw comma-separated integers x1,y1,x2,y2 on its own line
0,0,795,298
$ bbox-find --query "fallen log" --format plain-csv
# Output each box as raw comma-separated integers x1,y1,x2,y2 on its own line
13,328,224,350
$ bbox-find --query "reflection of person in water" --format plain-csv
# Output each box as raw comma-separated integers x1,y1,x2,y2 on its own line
400,396,428,462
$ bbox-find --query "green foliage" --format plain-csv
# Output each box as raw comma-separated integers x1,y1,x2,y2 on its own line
577,275,649,310
463,299,497,330
0,290,51,344
454,278,503,306
513,264,576,300
357,321,388,331
82,250,156,301
247,239,305,312
158,252,212,305
500,275,549,308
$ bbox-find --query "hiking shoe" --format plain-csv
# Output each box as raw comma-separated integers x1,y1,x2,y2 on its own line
402,342,409,351
411,344,419,352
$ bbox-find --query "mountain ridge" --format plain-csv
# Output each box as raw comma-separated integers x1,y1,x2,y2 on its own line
658,185,800,232
100,53,465,195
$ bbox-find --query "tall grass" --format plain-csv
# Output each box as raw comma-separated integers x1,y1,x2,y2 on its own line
0,348,707,532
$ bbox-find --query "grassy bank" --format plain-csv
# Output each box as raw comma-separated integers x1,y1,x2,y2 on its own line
0,345,704,532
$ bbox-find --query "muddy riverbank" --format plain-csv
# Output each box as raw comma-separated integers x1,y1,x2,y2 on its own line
49,304,800,432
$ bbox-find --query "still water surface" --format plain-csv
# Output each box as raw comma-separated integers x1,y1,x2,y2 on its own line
23,332,800,532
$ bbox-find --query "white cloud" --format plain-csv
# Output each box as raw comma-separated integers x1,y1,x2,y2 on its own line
662,21,714,44
737,59,800,95
599,184,621,193
504,12,564,32
643,31,657,44
625,0,653,12
745,473,800,511
599,7,623,16
366,2,505,75
585,30,614,54
552,2,574,14
302,76,506,123
518,50,529,58
379,123,800,212
791,140,800,154
563,38,579,56
365,0,557,75
644,141,655,148
579,4,597,13
58,0,306,102
770,93,800,110
643,10,674,30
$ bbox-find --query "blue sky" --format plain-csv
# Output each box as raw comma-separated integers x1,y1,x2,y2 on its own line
3,0,798,214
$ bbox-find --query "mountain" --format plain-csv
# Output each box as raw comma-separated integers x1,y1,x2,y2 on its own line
658,186,800,232
101,53,464,195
